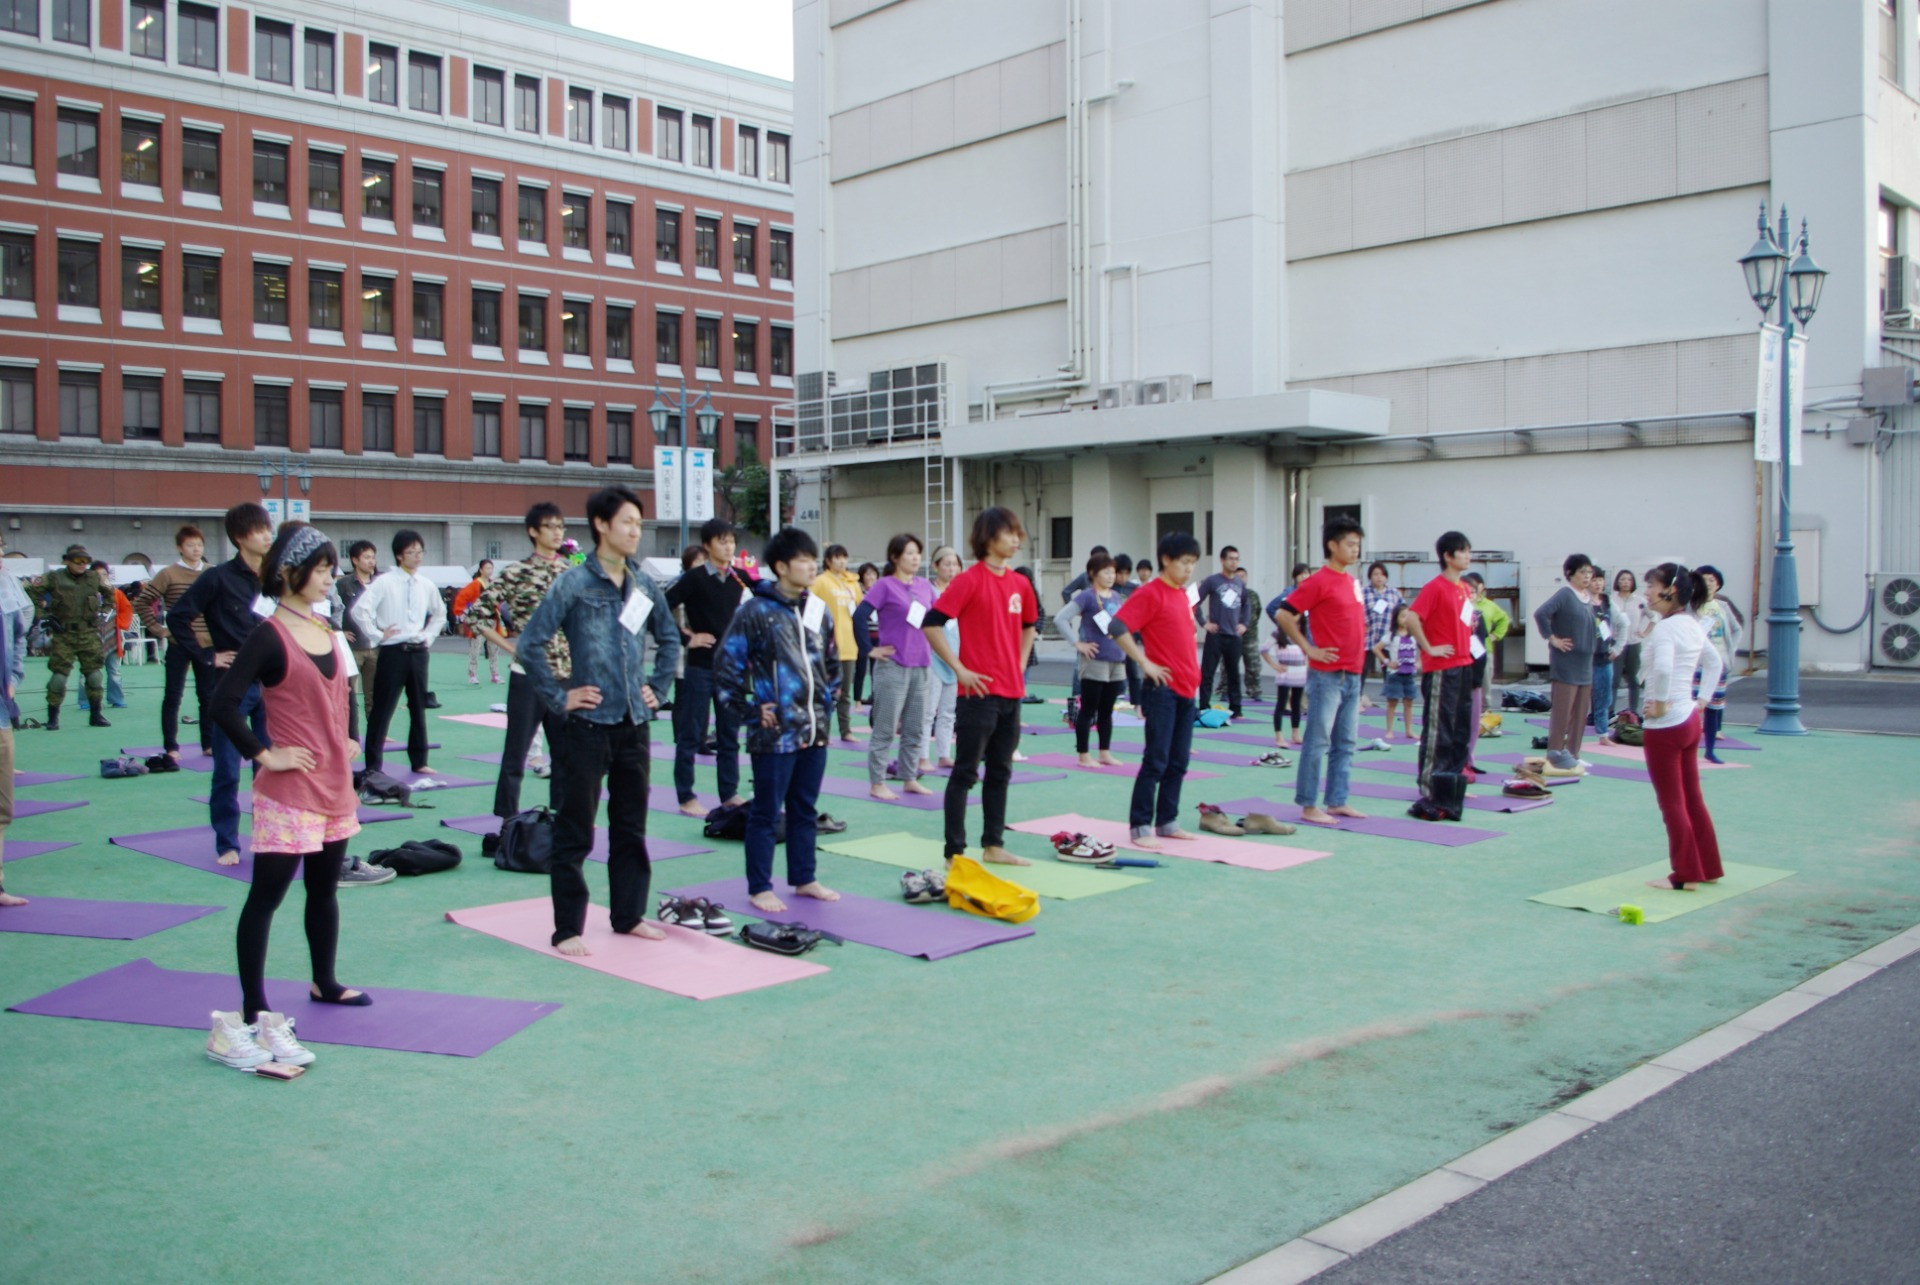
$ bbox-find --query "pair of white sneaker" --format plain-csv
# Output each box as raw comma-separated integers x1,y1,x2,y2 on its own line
207,1010,315,1071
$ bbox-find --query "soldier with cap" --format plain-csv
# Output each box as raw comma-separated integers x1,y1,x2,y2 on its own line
35,544,112,730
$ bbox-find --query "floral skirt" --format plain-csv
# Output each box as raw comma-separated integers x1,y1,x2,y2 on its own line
251,792,362,855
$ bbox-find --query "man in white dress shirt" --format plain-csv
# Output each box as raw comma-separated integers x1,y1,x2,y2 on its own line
350,529,446,776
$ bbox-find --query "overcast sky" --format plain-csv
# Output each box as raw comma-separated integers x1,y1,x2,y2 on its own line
571,0,795,80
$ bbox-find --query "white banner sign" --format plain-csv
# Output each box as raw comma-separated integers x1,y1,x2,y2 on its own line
687,447,715,522
1785,334,1805,466
1753,324,1782,463
653,446,683,523
263,498,311,526
654,446,716,523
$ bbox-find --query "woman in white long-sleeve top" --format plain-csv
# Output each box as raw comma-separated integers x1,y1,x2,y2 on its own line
1639,563,1724,891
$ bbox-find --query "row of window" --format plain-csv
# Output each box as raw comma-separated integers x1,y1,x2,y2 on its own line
2,231,796,373
0,98,795,281
0,365,762,463
0,1,789,182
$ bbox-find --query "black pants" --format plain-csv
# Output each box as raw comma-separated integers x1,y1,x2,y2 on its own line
365,645,430,774
161,641,214,754
1417,667,1476,802
1074,677,1121,753
494,669,566,819
1272,686,1303,733
944,695,1022,859
550,716,653,947
237,838,347,1023
1199,632,1243,714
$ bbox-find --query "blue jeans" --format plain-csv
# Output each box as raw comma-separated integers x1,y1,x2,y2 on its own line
208,683,266,859
673,665,741,805
1590,659,1615,733
1128,684,1195,833
1295,668,1361,809
746,746,827,895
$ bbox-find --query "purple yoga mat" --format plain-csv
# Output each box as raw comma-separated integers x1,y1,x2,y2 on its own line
1338,779,1554,814
14,798,88,819
1483,752,1650,782
8,958,559,1057
1520,716,1760,751
855,763,1069,785
0,897,222,940
1353,756,1580,787
1216,796,1505,847
1108,740,1288,770
119,747,215,773
189,793,407,825
665,877,1034,960
111,828,276,882
1196,731,1298,748
814,774,967,810
4,841,78,861
438,815,713,861
1019,725,1072,737
1021,751,1220,781
15,771,83,787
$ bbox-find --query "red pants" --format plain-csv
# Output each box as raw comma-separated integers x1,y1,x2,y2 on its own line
1642,711,1723,885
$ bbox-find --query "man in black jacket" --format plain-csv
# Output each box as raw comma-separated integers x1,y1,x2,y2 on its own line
664,518,751,816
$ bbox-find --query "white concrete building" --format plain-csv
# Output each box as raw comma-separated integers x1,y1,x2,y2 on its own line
783,0,1920,673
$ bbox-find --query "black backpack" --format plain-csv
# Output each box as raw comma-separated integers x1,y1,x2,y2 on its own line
703,803,750,841
367,838,463,876
495,807,556,873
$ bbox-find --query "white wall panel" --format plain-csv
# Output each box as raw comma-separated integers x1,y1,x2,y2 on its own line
832,4,1060,111
831,126,1067,269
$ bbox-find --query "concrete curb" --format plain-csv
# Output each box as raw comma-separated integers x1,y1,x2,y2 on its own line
1210,922,1920,1284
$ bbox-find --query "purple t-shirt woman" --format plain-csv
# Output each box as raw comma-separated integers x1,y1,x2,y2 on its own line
856,574,936,668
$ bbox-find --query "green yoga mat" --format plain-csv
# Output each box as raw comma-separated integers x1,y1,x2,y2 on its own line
1529,861,1796,923
820,832,1149,900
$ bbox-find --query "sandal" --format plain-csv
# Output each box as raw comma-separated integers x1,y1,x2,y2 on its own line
309,985,373,1007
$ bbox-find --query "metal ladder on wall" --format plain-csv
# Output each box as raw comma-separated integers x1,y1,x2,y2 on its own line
922,449,948,556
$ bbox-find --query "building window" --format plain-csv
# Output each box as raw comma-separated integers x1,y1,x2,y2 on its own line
604,97,629,151
607,410,632,464
57,109,98,179
1,0,38,36
606,201,632,257
771,324,793,377
59,371,100,438
412,168,442,229
517,185,545,243
735,417,759,462
656,310,681,366
513,75,539,133
409,53,442,113
414,395,444,454
566,87,592,143
183,254,220,319
57,239,98,307
252,140,289,205
472,288,501,347
304,150,342,214
130,0,165,59
606,305,632,361
733,320,757,374
473,67,505,127
52,0,88,45
694,216,719,270
368,43,398,106
517,292,545,351
770,229,794,284
121,245,160,313
255,18,293,85
691,114,714,168
695,315,719,370
561,192,589,250
732,223,756,277
305,30,335,92
362,392,395,452
309,387,343,449
738,125,759,178
309,268,342,331
183,379,220,440
121,117,160,188
361,273,394,335
656,107,682,162
518,403,545,460
1,98,31,173
0,231,31,302
768,131,790,184
362,158,393,221
472,401,501,457
561,299,588,356
471,177,501,236
123,374,162,440
253,261,289,324
1,369,34,434
413,280,443,340
656,208,680,264
179,2,217,69
563,407,590,461
253,383,290,447
182,128,220,196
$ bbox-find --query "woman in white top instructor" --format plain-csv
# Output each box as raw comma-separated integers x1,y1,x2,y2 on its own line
1639,562,1724,891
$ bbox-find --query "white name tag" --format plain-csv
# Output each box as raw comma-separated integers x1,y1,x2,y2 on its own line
1598,619,1613,640
802,594,826,632
1093,609,1113,632
739,585,755,607
1184,584,1200,607
334,633,354,670
1469,634,1486,660
906,600,927,628
1220,588,1239,609
1459,597,1475,626
619,591,653,635
1371,596,1390,613
251,594,275,618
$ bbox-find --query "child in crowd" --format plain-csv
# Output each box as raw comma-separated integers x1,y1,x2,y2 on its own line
1371,605,1421,741
1054,552,1128,767
1110,532,1204,848
1261,628,1307,749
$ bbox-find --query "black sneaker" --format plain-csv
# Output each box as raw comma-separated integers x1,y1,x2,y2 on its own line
89,711,111,728
145,754,180,773
481,832,501,860
657,896,707,930
692,898,733,935
815,812,848,835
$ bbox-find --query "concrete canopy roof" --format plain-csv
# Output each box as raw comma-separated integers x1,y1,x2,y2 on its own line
941,389,1390,459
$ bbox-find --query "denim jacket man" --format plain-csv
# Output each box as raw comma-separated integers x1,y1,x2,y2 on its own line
517,557,679,726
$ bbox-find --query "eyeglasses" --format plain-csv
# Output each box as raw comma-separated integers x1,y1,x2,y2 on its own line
539,522,568,531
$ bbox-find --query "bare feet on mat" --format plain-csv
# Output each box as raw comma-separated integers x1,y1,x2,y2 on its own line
217,850,241,867
1159,828,1198,841
794,881,839,902
1097,752,1123,767
1327,805,1367,820
750,890,788,913
678,801,706,817
1076,753,1097,767
870,785,899,800
1300,807,1337,826
1130,835,1162,850
722,795,747,809
0,891,28,907
416,765,438,776
980,846,1032,866
555,936,591,956
902,780,934,795
918,760,935,773
1011,750,1028,763
937,756,955,769
622,921,667,940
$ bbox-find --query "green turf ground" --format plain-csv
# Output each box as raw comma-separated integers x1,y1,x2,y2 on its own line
3,654,1915,1283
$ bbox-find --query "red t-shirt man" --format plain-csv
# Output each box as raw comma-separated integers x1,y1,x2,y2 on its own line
930,561,1038,698
1114,577,1201,700
1410,575,1474,672
1281,568,1366,673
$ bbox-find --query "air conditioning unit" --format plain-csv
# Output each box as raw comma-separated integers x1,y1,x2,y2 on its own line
1136,374,1194,406
1095,382,1136,410
1872,573,1920,668
1885,256,1920,324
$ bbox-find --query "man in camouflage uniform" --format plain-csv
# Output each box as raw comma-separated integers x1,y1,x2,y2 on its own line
36,545,112,730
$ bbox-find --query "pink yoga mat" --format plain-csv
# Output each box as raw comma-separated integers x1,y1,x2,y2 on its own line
438,815,713,861
14,799,87,819
189,793,407,825
664,877,1035,960
15,771,82,787
5,841,79,860
1215,796,1505,847
1022,752,1221,781
1010,813,1331,873
9,957,559,1057
440,712,510,729
0,896,223,940
446,897,828,999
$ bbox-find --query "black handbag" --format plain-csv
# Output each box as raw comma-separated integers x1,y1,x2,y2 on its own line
495,807,555,873
735,921,842,956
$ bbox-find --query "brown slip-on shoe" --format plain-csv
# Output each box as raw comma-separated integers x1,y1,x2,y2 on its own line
1240,812,1297,836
